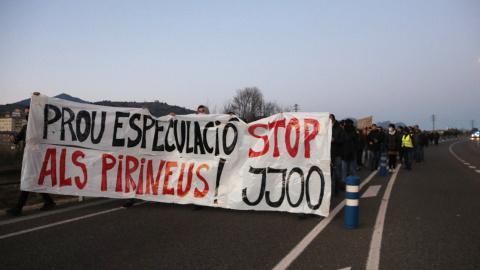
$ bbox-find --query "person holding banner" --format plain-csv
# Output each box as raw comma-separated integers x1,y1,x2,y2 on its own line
169,104,208,116
6,105,56,216
330,114,346,195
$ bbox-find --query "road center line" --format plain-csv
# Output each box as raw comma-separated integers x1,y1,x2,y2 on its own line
365,164,400,270
273,171,378,270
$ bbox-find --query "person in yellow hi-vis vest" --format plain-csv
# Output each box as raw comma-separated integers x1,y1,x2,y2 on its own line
401,127,416,171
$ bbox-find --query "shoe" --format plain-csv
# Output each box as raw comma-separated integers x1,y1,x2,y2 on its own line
40,202,56,211
122,200,134,209
6,207,22,216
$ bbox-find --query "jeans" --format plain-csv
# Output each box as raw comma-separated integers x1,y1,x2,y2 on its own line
369,150,380,169
342,160,357,183
415,145,424,163
363,148,370,166
403,149,413,170
331,156,342,193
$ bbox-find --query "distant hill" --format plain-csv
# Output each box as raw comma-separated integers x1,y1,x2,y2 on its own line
1,93,195,117
13,93,91,106
91,100,195,117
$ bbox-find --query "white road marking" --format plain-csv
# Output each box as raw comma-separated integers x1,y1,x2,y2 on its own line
0,200,148,239
0,208,120,240
0,198,116,226
273,172,377,270
365,164,400,270
361,185,382,198
450,141,480,173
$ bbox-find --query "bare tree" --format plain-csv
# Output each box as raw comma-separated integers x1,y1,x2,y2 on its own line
227,87,264,121
262,101,283,117
222,87,292,120
222,101,235,115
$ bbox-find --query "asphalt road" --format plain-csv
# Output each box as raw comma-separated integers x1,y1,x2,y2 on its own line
1,138,479,269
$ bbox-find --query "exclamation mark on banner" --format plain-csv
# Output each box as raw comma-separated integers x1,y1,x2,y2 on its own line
214,158,226,204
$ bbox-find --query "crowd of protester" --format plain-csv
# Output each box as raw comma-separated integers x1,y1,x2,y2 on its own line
329,114,442,196
5,103,448,216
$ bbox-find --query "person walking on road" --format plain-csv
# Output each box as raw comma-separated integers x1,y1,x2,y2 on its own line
366,124,382,171
385,124,402,173
341,119,359,184
412,125,423,164
434,131,440,145
6,103,56,216
330,114,346,196
401,128,415,171
356,128,366,171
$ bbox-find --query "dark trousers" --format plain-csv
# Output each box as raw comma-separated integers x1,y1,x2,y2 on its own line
403,149,413,170
369,150,380,169
331,156,342,193
356,148,364,167
16,191,54,209
388,154,397,169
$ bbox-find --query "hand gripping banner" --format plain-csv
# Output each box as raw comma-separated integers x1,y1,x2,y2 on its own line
21,94,332,216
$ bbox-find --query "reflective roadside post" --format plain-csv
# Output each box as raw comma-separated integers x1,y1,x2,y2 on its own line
380,152,387,176
345,175,360,229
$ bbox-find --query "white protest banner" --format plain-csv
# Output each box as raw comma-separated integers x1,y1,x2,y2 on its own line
22,94,332,216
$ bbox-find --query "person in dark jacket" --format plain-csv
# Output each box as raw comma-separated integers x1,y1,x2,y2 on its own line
330,114,346,196
385,124,402,173
356,128,366,171
6,105,56,216
434,131,440,145
366,124,382,170
411,125,423,164
341,119,359,183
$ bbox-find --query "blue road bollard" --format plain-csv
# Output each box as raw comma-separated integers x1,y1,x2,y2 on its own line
380,152,387,176
345,175,360,229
